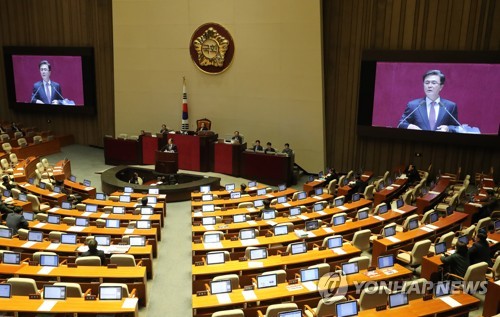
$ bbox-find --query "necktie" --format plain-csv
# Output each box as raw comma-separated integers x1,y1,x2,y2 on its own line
429,101,436,130
45,82,50,103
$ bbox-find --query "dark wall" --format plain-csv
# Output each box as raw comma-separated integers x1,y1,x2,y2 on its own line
0,0,114,146
323,0,500,179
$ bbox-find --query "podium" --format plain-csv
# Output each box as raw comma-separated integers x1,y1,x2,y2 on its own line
155,151,178,174
214,141,246,176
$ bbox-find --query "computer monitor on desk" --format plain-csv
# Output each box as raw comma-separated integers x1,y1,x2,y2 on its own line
0,228,12,239
47,214,60,225
254,200,264,208
277,196,287,204
112,206,125,214
434,242,447,255
277,310,302,317
334,196,344,206
290,242,307,255
256,274,277,289
352,192,360,202
389,292,408,308
43,285,66,300
202,204,215,213
148,188,159,195
2,252,20,265
233,214,246,223
95,235,111,246
274,225,288,236
210,280,232,295
300,267,319,282
99,286,123,300
434,281,451,297
249,248,268,260
206,252,226,265
336,300,359,317
257,188,266,196
378,254,394,269
129,235,146,246
327,235,343,249
61,233,77,244
0,284,11,298
289,207,301,217
75,217,89,227
202,217,216,226
199,185,210,194
119,195,131,203
342,262,359,275
40,254,59,267
123,186,133,193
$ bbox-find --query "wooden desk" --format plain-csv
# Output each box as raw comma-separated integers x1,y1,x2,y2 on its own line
191,184,268,200
1,197,32,211
483,280,500,317
241,151,294,186
303,180,325,194
52,158,71,182
110,191,167,202
104,136,142,165
171,133,215,172
12,156,39,183
141,134,159,165
371,212,468,266
12,138,61,159
416,178,450,214
214,142,246,176
373,178,408,206
19,182,67,205
64,179,97,199
82,198,166,217
0,295,138,317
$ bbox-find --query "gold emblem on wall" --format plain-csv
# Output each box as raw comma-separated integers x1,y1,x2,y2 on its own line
190,23,234,74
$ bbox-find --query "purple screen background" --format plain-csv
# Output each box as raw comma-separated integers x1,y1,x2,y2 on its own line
372,62,500,134
12,55,84,105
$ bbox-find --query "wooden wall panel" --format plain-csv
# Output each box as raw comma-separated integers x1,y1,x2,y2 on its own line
0,0,114,146
323,0,500,180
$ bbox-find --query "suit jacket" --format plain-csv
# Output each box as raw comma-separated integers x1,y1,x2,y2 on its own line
398,98,459,131
31,81,63,104
231,135,242,144
6,213,29,234
253,145,263,151
163,144,178,153
80,249,106,266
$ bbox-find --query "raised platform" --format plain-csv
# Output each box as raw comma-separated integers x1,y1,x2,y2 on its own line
101,165,221,202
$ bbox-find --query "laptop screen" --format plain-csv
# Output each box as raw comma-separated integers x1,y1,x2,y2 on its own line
204,233,220,243
106,219,121,228
334,197,344,206
28,231,43,242
136,220,151,229
248,181,257,188
119,195,131,203
129,235,146,246
123,186,133,193
0,284,11,298
3,190,10,197
61,233,77,244
290,242,307,255
202,204,215,212
262,211,276,220
53,186,61,193
202,194,213,201
434,281,451,297
83,179,91,187
38,182,46,189
277,196,287,204
210,280,232,295
147,196,157,204
257,274,277,289
2,252,20,265
315,187,324,196
357,210,368,220
300,267,319,282
277,310,302,317
140,207,154,215
336,300,359,317
96,193,106,200
257,188,266,196
278,184,286,191
148,188,159,195
389,292,408,308
23,211,34,221
289,207,301,216
297,191,307,200
225,184,235,192
429,212,439,224
313,203,324,212
230,191,241,199
69,175,76,182
206,252,225,265
384,225,396,237
397,198,404,208
199,185,210,193
333,215,346,226
99,286,123,300
352,193,361,202
75,217,89,227
327,235,343,249
249,248,267,260
408,218,419,230
61,201,72,209
378,254,394,269
378,203,388,214
457,235,469,244
18,193,27,201
94,235,111,246
254,200,264,208
233,214,246,223
43,285,66,300
434,242,447,255
274,225,288,236
112,206,125,214
240,229,255,240
40,254,59,267
0,228,13,239
86,204,98,212
305,220,319,231
342,262,359,275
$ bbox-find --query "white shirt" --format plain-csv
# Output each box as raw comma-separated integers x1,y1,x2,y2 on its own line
44,81,52,102
426,97,440,121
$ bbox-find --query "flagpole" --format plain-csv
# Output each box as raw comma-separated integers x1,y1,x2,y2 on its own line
181,77,189,132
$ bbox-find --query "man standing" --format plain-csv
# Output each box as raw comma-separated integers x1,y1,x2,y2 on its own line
162,138,178,153
231,131,242,144
31,60,63,104
398,70,459,132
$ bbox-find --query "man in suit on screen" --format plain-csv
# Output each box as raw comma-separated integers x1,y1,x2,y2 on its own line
398,70,459,132
31,60,63,105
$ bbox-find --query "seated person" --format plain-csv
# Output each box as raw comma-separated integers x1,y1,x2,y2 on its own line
0,200,14,221
324,168,339,183
80,239,106,265
260,200,276,216
440,241,469,280
264,142,276,154
160,124,170,134
231,131,242,144
468,229,493,266
128,172,141,185
2,175,15,191
162,138,178,153
282,143,293,155
140,196,148,207
240,183,247,192
252,140,263,152
349,175,367,193
404,164,421,185
6,206,28,234
198,122,208,132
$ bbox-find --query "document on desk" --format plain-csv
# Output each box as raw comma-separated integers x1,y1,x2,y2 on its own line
46,243,60,250
38,300,57,311
393,209,404,214
49,192,59,197
439,296,462,308
67,226,85,232
316,211,326,216
204,225,215,231
203,242,223,249
420,226,434,232
337,206,348,211
21,241,37,248
298,215,310,220
392,184,400,187
247,220,257,226
426,224,439,230
265,194,274,198
242,290,257,301
216,293,232,304
469,203,483,208
386,236,401,243
313,195,323,200
34,223,46,228
122,297,138,309
85,186,94,191
266,221,277,226
141,215,150,220
193,212,202,217
100,213,110,218
302,281,318,291
247,207,258,212
332,248,346,255
282,203,291,207
386,186,394,190
429,191,440,195
38,266,56,275
240,239,259,246
286,284,304,292
373,216,385,221
323,227,334,234
82,212,92,217
124,228,135,234
248,262,264,268
49,208,60,213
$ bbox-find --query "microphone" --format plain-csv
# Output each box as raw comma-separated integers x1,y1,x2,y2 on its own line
30,84,42,103
397,100,425,128
49,83,65,102
438,102,461,126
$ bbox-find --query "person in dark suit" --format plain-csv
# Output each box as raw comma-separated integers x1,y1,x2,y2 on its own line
198,122,208,132
398,70,459,132
349,175,367,193
31,60,64,105
6,207,28,234
440,241,469,280
324,168,339,183
162,138,178,153
80,239,106,265
231,131,242,144
160,124,170,134
468,229,493,266
264,142,276,154
282,143,293,155
252,140,263,151
404,164,421,185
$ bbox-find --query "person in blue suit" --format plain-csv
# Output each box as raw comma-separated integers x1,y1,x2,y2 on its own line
31,60,63,104
398,70,459,132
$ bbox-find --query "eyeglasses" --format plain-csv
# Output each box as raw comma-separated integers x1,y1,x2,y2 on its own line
424,80,441,86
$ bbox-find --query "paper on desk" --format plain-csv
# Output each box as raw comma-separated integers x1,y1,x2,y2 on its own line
469,203,483,208
392,184,401,187
38,300,58,311
49,192,59,197
100,213,109,218
386,236,401,243
313,195,323,200
487,239,498,245
122,297,138,309
298,215,310,220
22,241,37,248
439,296,462,308
332,248,346,255
67,226,85,232
34,223,46,228
203,242,223,249
141,215,150,220
204,225,215,231
426,224,439,230
38,266,56,275
124,228,135,234
382,268,398,275
247,220,257,225
386,186,394,190
484,178,493,181
302,281,317,291
420,226,434,232
266,221,277,226
495,279,500,286
393,209,404,214
282,203,291,207
48,207,59,213
248,262,264,268
247,207,258,212
479,193,487,197
373,216,385,221
265,194,274,198
362,174,370,178
286,284,304,292
85,187,93,190
193,212,202,217
323,227,334,234
483,186,493,190
216,293,232,304
249,187,257,191
46,243,60,250
242,290,257,301
429,191,440,195
337,206,348,211
82,212,92,217
240,239,259,246
316,211,326,216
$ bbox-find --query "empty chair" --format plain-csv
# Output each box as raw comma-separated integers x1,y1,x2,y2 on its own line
17,228,29,240
35,213,48,222
358,285,390,310
304,296,346,317
53,282,83,297
75,256,102,266
48,231,63,242
99,283,132,298
36,162,51,178
110,254,138,267
396,214,420,232
33,251,57,263
308,263,331,278
7,277,38,295
346,170,354,181
1,158,13,174
237,202,254,208
17,138,28,147
41,158,53,171
326,179,337,195
257,303,298,317
2,142,12,154
356,207,370,219
9,153,19,167
33,135,43,144
27,194,50,212
212,309,245,317
446,262,488,292
0,133,9,142
401,189,413,205
76,203,86,211
349,256,370,270
62,217,76,226
108,195,119,202
338,175,346,188
382,170,390,185
435,193,458,213
373,179,384,191
402,278,427,301
213,274,240,290
372,202,387,215
421,209,436,224
475,217,491,236
351,229,371,253
260,269,287,284
13,131,23,139
396,239,432,273
362,184,375,200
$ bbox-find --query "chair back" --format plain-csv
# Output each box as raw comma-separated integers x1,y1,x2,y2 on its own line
62,217,76,226
352,229,371,251
237,202,253,208
349,256,370,270
100,283,129,297
196,118,211,130
363,184,375,200
1,143,12,154
53,282,83,297
438,231,455,249
421,209,436,224
403,278,427,301
475,217,491,236
213,274,240,290
327,179,337,194
7,277,38,296
409,239,432,266
463,262,488,285
346,170,354,181
264,303,298,317
0,158,10,170
261,269,287,284
359,286,390,310
403,215,420,230
76,256,102,266
308,263,330,278
492,256,500,279
33,251,57,263
33,135,43,144
315,296,346,317
211,309,245,317
17,138,27,147
110,254,136,267
27,194,42,211
14,131,23,139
